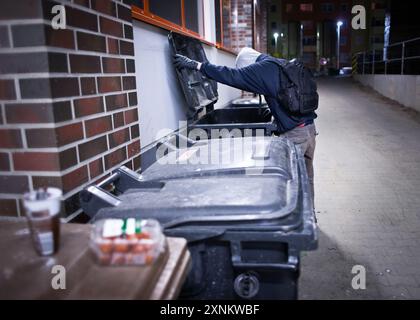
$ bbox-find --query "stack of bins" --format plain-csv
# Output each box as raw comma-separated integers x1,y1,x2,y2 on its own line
81,136,318,299
80,31,317,300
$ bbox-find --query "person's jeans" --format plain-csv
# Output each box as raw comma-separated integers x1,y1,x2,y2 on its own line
280,124,317,207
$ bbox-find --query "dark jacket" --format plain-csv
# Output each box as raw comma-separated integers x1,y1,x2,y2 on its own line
201,54,317,133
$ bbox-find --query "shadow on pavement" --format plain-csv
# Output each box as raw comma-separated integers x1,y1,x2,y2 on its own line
299,229,386,300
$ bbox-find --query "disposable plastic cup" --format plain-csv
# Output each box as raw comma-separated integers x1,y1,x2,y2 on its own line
23,188,62,256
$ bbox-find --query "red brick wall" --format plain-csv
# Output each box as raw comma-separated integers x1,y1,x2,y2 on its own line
228,0,254,52
222,0,267,54
254,0,268,54
0,0,140,220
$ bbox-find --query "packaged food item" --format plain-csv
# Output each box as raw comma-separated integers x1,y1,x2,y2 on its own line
90,218,165,266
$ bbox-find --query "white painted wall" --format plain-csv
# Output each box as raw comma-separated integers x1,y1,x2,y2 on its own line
133,20,241,147
355,74,420,112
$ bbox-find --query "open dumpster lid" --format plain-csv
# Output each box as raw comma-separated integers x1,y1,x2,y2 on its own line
168,32,218,115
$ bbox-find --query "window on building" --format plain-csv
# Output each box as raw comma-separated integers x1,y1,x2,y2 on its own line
271,22,277,30
184,0,203,34
371,2,386,10
215,0,222,44
149,0,182,26
132,0,205,39
131,0,255,54
215,0,254,53
371,17,384,27
340,3,349,12
301,20,314,30
303,36,316,46
300,3,313,12
221,0,232,49
270,5,277,12
321,3,335,13
133,0,144,9
286,4,293,13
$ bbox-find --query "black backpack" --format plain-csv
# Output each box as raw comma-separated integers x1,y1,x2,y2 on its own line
271,58,319,115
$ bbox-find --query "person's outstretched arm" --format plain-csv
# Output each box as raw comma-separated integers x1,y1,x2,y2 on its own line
200,60,278,97
173,54,279,97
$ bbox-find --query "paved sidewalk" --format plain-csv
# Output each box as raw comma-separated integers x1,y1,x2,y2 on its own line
299,77,420,300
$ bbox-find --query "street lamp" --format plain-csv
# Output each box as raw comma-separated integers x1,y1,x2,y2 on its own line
300,24,304,59
273,32,279,55
336,21,343,70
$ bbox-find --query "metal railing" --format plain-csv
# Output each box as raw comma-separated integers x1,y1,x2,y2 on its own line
354,37,420,75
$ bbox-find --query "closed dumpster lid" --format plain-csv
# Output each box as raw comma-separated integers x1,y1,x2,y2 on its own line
95,172,300,230
168,32,218,116
94,137,306,230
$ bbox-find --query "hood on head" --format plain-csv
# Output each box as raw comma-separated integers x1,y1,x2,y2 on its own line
235,47,262,68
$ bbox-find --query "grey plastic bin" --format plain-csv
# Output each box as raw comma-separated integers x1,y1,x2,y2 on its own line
80,136,317,300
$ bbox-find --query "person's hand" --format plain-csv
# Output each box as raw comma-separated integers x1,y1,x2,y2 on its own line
173,54,200,70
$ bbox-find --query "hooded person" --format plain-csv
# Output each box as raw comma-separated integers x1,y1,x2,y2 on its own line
235,47,262,68
173,47,318,206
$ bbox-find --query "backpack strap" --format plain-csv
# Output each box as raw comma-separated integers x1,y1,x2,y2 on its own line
265,58,297,87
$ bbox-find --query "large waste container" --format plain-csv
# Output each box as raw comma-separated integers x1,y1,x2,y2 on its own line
169,32,277,137
80,136,317,300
